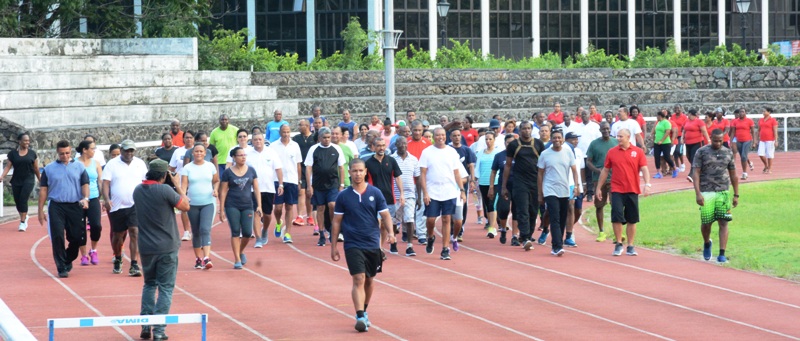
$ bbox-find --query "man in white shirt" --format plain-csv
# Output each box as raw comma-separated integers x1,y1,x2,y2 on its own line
247,132,284,248
419,128,466,261
304,127,346,246
102,140,148,277
564,132,585,248
611,107,645,148
270,124,303,244
577,110,601,201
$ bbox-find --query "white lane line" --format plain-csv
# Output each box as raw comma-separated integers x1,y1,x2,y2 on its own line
286,244,540,340
30,236,134,341
208,248,406,341
400,253,673,340
461,243,800,340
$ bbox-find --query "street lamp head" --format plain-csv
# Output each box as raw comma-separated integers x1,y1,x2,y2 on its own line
437,0,450,18
736,0,751,13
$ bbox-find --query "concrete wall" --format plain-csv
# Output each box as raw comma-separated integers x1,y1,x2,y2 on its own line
0,37,196,56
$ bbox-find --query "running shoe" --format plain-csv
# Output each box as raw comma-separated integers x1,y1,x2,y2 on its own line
355,316,369,332
703,240,713,261
741,172,748,180
140,325,151,340
450,236,459,252
292,216,305,226
613,243,624,256
313,226,320,236
510,236,520,246
18,221,26,232
418,237,427,245
486,227,496,239
680,164,686,172
307,217,316,226
89,250,99,265
283,234,293,243
233,262,243,269
182,231,191,241
457,235,464,242
203,258,213,270
748,160,754,171
537,231,549,245
717,255,728,263
686,175,693,183
476,216,484,225
113,256,123,274
129,261,142,277
240,253,247,265
523,240,533,251
564,235,577,247
596,231,607,242
274,220,283,238
626,245,638,256
672,169,679,178
653,173,663,179
499,228,507,244
254,240,264,248
426,235,435,254
440,247,451,260
389,243,398,254
338,233,344,242
365,312,370,326
317,235,326,246
405,246,416,257
58,270,69,278
194,258,203,269
551,248,565,257
80,255,90,266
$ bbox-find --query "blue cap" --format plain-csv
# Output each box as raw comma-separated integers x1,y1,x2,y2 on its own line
489,119,501,128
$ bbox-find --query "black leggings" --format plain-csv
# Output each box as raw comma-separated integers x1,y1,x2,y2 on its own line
84,198,103,242
479,185,496,213
653,143,675,170
686,142,703,165
12,181,35,214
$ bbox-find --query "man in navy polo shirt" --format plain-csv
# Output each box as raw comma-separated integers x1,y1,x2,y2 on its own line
331,158,395,333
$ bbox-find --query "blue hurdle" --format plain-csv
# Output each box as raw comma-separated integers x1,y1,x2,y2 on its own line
47,313,208,341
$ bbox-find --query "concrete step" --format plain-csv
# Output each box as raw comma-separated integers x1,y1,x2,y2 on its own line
1,100,299,130
0,55,196,72
0,70,251,91
296,88,800,114
0,85,276,109
275,78,692,99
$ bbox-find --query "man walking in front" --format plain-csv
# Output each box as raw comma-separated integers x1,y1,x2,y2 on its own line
38,140,90,278
502,121,546,251
135,159,190,341
330,158,395,332
537,130,580,256
305,127,346,246
692,129,739,263
596,129,651,256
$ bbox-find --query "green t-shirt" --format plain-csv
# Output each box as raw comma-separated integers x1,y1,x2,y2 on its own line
654,119,672,145
209,125,239,165
585,137,618,182
339,143,355,186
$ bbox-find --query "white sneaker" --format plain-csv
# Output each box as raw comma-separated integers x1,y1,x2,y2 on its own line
18,221,27,232
182,231,191,241
680,164,686,172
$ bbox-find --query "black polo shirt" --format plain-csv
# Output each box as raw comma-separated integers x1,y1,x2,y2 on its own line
364,154,402,205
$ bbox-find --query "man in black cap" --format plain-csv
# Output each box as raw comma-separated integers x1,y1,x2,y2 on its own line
564,131,585,247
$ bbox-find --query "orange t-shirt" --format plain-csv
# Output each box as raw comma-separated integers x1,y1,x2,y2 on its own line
407,138,431,159
548,112,564,124
731,117,754,142
758,117,778,142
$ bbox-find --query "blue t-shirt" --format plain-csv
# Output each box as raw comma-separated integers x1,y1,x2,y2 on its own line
334,185,388,250
220,166,257,210
181,161,217,206
492,150,513,191
266,120,288,143
476,149,499,186
338,121,356,140
449,144,476,176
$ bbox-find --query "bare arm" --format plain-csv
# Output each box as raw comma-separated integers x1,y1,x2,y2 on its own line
729,168,739,208
571,164,580,197
700,125,710,145
586,156,601,173
501,155,513,200
330,214,344,261
488,169,498,199
33,159,41,182
419,167,429,205
102,179,111,212
380,209,396,244
692,166,703,206
0,159,12,181
306,165,314,197
454,168,465,203
218,182,228,221
537,167,545,205
595,168,609,195
38,186,48,224
640,165,651,196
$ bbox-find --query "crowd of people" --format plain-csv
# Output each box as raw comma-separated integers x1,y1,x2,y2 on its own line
3,101,777,335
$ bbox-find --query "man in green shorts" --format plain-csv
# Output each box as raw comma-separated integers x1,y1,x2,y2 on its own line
691,129,739,263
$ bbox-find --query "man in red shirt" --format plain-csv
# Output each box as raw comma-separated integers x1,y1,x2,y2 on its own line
731,108,755,179
462,116,479,147
756,107,779,173
670,104,688,172
596,128,651,257
548,103,564,125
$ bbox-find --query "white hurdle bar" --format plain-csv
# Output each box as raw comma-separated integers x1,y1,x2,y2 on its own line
47,313,208,341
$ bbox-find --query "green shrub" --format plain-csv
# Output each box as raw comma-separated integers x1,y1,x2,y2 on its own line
198,28,305,71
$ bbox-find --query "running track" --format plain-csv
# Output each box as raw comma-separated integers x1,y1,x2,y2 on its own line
2,153,799,340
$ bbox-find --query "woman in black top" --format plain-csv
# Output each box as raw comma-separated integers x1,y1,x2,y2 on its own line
1,132,41,231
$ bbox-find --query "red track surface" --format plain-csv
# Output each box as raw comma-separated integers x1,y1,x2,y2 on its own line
2,153,799,340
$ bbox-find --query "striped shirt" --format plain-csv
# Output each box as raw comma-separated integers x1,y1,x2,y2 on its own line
392,152,420,199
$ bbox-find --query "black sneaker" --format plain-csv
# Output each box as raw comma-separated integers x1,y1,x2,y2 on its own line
153,333,168,341
389,243,398,254
523,240,533,251
317,235,326,246
440,247,451,260
510,236,520,246
626,245,638,256
66,262,73,273
58,270,69,278
425,235,436,254
194,258,203,269
405,246,416,257
140,325,152,339
129,261,142,277
499,228,507,244
113,256,122,274
613,243,624,256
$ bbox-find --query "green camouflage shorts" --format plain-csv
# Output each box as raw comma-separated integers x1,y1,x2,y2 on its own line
699,191,732,225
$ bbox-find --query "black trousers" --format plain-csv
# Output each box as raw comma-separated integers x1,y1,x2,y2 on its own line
49,202,86,272
12,181,35,214
512,184,538,241
653,143,675,169
545,196,569,250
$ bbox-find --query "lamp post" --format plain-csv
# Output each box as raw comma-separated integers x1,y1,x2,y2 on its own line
383,0,403,122
736,0,751,50
437,0,450,50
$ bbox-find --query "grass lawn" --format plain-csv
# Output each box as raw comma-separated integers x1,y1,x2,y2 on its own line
584,179,800,281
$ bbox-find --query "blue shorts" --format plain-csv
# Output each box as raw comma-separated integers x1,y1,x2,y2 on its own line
425,198,457,217
312,188,339,206
274,182,299,205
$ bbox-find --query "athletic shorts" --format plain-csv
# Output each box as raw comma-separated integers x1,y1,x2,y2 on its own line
700,191,733,224
425,198,456,217
453,204,464,221
345,248,383,277
312,188,339,206
274,182,299,205
253,192,275,215
610,192,639,224
758,141,775,158
395,197,416,223
109,206,138,233
736,141,752,162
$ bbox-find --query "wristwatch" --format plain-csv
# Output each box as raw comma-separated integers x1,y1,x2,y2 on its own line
645,183,652,188
339,184,345,188
278,184,284,188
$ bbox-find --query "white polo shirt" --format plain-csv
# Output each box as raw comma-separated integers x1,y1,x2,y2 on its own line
246,146,283,193
270,139,303,184
101,156,147,212
418,145,461,201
